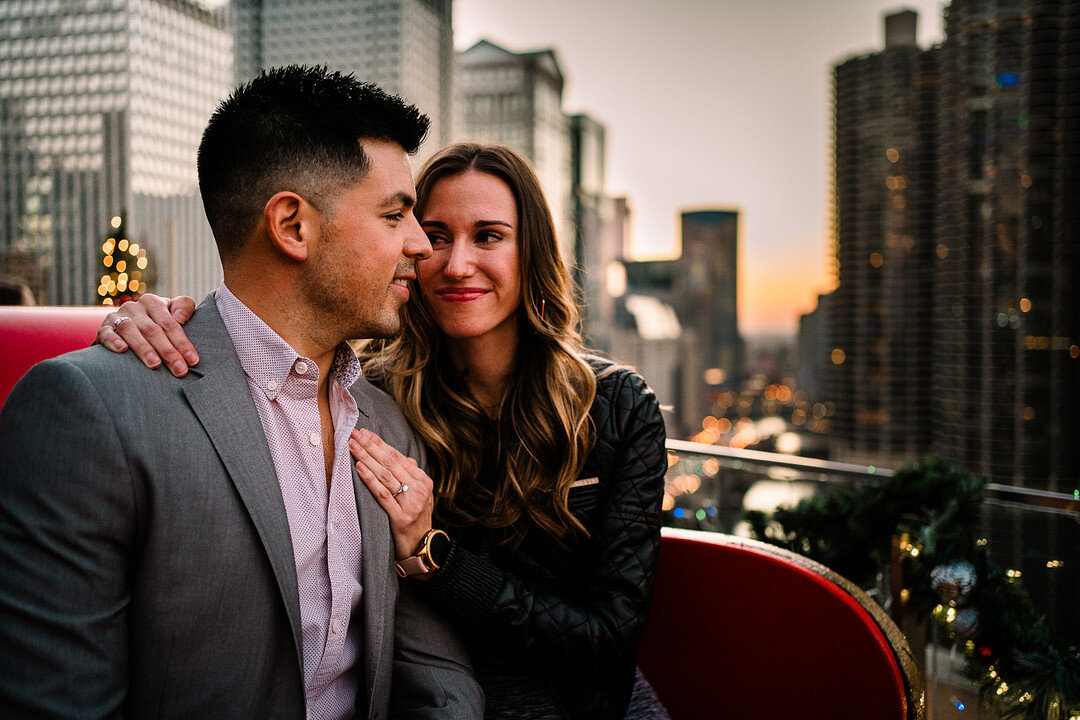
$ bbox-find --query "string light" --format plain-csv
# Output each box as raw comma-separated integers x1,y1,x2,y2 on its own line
99,214,150,304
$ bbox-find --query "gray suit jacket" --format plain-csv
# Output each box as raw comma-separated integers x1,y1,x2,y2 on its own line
0,298,482,720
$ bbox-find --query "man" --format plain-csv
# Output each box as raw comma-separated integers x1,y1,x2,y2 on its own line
0,66,482,719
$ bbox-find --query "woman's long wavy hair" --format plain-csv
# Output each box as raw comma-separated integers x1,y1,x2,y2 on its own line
359,143,598,545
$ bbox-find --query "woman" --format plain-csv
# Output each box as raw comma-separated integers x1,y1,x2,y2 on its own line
99,143,669,720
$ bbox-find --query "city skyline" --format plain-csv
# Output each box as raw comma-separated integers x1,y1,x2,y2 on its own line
3,0,951,335
455,0,947,336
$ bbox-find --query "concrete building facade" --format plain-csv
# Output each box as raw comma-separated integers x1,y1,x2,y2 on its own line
0,0,232,304
455,39,573,262
231,0,453,164
568,112,615,349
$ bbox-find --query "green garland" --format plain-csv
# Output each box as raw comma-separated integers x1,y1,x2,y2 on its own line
744,457,1080,719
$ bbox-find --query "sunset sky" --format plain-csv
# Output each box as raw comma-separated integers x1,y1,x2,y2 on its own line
455,0,947,335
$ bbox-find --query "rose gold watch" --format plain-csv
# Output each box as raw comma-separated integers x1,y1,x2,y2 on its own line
395,528,451,577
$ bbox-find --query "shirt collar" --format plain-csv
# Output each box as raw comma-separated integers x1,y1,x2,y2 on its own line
214,283,362,397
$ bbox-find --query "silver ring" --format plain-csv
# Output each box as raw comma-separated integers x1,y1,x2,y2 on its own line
393,483,409,498
112,316,131,330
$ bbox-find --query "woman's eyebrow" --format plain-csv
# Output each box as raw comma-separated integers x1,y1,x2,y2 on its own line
420,219,513,228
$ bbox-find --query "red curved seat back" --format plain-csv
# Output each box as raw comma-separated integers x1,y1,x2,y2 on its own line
0,306,112,409
639,529,912,720
2,309,917,720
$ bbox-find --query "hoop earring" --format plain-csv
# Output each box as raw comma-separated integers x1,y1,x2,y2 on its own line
540,298,546,321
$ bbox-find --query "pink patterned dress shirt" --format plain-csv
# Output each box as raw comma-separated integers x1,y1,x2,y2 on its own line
217,284,364,720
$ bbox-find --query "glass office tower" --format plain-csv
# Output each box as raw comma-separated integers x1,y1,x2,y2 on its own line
0,0,232,304
231,0,453,165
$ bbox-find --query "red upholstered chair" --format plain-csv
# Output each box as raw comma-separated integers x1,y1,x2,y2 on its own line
2,308,925,720
0,306,112,409
638,528,924,720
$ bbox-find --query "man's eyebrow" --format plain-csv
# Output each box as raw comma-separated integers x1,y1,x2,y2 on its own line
379,191,416,209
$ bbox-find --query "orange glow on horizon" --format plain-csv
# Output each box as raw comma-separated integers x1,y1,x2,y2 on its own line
628,233,831,337
740,254,832,336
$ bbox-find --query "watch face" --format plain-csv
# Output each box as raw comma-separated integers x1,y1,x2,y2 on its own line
426,530,451,568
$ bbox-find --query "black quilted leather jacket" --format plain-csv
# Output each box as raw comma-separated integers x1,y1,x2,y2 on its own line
421,357,668,719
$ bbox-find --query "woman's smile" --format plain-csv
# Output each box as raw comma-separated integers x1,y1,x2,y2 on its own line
436,286,491,302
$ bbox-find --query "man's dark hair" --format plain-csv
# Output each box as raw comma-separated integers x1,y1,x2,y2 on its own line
197,65,429,256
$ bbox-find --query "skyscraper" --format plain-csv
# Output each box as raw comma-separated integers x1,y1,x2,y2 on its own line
455,39,573,262
676,209,742,390
828,11,939,468
827,4,1079,489
797,292,835,402
0,0,232,304
568,112,615,346
231,0,454,162
933,0,1080,490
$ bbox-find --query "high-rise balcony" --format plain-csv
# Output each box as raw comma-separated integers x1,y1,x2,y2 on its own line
2,306,1077,719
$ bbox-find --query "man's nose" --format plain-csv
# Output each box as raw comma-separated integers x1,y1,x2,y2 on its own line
403,212,431,260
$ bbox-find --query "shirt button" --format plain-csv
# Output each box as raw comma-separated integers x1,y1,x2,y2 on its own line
295,361,308,375
328,522,336,537
266,380,278,392
309,432,319,446
331,618,341,634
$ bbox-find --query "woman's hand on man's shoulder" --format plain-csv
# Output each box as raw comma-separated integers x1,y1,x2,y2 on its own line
96,294,198,376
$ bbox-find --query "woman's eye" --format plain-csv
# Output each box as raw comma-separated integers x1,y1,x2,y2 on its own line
476,231,501,243
426,233,449,246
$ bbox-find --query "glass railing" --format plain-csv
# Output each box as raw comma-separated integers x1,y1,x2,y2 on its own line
662,440,1079,615
663,438,1080,718
662,438,895,535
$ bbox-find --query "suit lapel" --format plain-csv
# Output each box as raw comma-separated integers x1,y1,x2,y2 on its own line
355,448,394,716
180,298,304,662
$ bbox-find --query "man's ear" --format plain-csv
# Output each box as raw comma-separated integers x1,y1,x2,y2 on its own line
264,191,320,262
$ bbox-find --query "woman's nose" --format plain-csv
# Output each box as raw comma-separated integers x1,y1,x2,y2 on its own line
443,241,474,278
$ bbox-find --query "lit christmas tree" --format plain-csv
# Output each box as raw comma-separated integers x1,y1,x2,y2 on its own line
97,213,149,305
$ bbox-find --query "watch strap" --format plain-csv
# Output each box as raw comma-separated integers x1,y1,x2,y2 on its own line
395,555,432,577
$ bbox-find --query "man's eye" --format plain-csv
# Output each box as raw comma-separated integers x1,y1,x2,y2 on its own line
386,212,405,222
